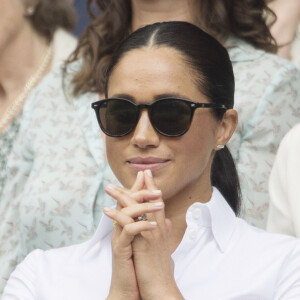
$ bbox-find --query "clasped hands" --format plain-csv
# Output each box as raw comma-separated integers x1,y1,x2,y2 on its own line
103,170,184,300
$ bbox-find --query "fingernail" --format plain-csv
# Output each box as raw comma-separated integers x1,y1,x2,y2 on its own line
106,184,116,191
154,202,163,207
150,221,157,226
152,190,161,195
145,169,152,177
103,207,112,213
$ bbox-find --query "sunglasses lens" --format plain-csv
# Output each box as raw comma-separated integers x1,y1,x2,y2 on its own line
151,99,192,136
99,100,138,136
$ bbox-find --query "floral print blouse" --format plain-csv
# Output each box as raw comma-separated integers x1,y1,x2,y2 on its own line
0,38,300,294
0,116,21,199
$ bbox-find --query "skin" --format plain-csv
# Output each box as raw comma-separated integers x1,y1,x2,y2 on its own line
0,0,49,132
269,0,300,59
103,46,237,299
131,0,198,31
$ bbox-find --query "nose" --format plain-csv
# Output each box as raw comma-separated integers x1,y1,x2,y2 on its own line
130,110,160,149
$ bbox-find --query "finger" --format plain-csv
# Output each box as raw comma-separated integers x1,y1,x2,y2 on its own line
144,169,159,191
131,171,145,192
105,184,162,207
121,202,164,219
144,170,166,226
104,202,164,226
118,221,157,246
105,184,137,207
103,207,133,228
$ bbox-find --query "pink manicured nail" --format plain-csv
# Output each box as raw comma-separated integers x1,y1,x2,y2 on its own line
154,202,163,207
103,207,112,213
152,190,161,195
150,221,157,226
145,169,152,177
106,184,116,191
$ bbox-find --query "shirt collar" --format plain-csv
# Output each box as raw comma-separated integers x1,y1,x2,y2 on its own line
186,187,237,253
89,187,237,253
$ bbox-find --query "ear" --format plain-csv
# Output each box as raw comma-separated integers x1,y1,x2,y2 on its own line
214,109,238,150
23,0,39,17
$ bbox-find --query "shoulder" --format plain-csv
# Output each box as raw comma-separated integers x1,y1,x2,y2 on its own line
52,28,77,47
237,224,300,295
51,29,78,69
228,37,300,84
273,123,300,170
23,60,85,113
280,123,300,148
19,240,91,274
236,218,300,257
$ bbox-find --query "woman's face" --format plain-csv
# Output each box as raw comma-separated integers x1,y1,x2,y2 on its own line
106,46,233,201
0,0,30,54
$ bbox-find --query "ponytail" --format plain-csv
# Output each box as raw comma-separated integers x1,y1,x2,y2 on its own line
211,146,241,215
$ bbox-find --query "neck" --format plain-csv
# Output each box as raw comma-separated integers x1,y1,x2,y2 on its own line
0,23,49,103
164,173,213,253
131,0,197,31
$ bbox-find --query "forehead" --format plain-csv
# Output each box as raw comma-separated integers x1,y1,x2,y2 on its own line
107,46,204,102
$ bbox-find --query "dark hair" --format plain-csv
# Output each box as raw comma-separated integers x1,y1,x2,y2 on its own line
66,0,276,97
26,0,77,41
104,21,241,214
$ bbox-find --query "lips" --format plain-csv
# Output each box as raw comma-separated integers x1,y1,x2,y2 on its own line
127,157,170,172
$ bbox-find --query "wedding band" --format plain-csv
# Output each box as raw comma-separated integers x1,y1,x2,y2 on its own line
113,220,118,228
134,214,148,222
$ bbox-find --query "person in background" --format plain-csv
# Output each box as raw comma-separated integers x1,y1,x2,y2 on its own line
267,123,300,237
0,0,77,198
3,21,300,299
73,0,90,36
269,0,300,68
1,0,300,294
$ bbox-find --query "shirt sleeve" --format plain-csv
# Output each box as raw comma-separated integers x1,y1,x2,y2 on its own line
267,124,300,237
274,243,300,299
0,88,38,295
233,64,300,229
2,250,42,300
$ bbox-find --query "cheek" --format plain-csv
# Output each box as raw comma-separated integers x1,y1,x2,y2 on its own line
105,137,135,188
105,137,121,168
178,117,217,175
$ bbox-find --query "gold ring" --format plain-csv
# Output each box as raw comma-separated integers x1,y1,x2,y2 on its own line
113,220,118,228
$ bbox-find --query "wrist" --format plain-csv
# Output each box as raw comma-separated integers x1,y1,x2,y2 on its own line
141,283,184,300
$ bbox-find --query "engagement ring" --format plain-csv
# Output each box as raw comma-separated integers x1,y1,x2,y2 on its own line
134,214,148,222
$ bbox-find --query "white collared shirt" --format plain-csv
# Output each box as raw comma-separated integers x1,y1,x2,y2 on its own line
3,188,300,299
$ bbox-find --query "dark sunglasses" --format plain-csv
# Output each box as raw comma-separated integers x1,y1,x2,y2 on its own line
91,97,229,137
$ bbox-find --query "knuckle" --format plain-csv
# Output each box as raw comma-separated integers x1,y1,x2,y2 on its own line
123,224,133,236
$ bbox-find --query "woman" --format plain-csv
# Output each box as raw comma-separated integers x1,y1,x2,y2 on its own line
1,0,300,294
267,123,300,237
3,22,300,299
0,0,77,197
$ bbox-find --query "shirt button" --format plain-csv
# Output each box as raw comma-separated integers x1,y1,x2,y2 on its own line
192,208,202,220
189,228,198,240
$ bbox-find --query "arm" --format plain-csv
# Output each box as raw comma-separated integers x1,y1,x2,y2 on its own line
229,65,300,228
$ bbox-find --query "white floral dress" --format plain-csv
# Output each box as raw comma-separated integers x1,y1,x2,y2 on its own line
0,117,21,198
